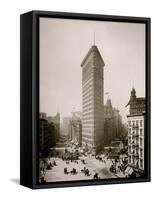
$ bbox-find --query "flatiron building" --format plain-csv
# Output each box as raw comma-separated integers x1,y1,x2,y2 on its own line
81,45,105,153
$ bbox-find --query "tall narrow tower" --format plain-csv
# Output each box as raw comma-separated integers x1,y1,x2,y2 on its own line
81,45,105,153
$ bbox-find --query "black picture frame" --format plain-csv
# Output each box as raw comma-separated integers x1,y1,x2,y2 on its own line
20,10,151,189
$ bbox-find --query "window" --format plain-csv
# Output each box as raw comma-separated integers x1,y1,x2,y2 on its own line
140,128,143,136
140,138,143,146
129,146,131,153
133,156,135,165
140,120,143,127
129,136,131,143
128,121,131,127
140,148,143,157
140,159,143,168
129,156,131,163
136,120,139,126
136,137,139,144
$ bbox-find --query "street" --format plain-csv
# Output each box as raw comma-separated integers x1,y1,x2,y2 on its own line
44,155,120,182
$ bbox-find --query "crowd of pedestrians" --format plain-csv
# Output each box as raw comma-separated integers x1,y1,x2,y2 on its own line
40,159,58,183
110,158,128,175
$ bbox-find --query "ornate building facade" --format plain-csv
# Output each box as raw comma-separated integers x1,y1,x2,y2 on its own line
81,45,105,153
104,98,123,146
126,88,145,173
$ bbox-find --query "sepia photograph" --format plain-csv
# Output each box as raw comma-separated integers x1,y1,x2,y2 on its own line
39,16,147,184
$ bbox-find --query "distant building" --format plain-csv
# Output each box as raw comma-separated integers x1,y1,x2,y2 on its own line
69,111,82,147
48,112,60,141
113,108,122,138
104,98,123,146
126,87,145,173
81,45,105,153
104,98,114,145
63,117,71,135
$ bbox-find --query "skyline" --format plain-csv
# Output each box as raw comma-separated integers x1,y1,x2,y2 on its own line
40,17,145,123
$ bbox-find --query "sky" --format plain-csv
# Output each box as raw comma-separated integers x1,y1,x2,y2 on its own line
39,17,145,123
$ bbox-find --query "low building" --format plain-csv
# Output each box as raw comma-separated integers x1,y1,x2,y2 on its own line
126,87,145,174
105,139,124,159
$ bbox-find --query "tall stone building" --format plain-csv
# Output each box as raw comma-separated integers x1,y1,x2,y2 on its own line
81,45,105,153
126,87,145,174
104,98,124,146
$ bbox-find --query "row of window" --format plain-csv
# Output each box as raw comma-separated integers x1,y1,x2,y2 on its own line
82,82,93,93
82,134,93,139
82,91,103,103
82,125,103,131
82,68,103,83
82,63,93,74
128,120,143,127
83,96,94,105
82,112,94,117
82,76,103,91
128,128,143,136
128,137,143,146
82,104,103,114
82,125,94,130
82,89,94,100
82,92,94,101
82,108,94,114
82,128,94,133
82,120,94,124
82,109,94,117
128,146,143,157
128,156,143,168
82,76,93,88
82,116,103,121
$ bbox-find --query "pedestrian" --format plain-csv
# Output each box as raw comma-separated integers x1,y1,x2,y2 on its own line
40,176,46,183
64,168,68,174
93,172,99,179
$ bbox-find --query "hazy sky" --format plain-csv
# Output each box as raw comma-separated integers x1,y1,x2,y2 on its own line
40,17,145,123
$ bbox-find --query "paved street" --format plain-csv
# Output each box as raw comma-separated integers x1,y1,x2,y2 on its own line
44,156,118,182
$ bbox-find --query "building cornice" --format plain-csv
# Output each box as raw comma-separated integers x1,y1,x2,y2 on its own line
81,45,105,67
